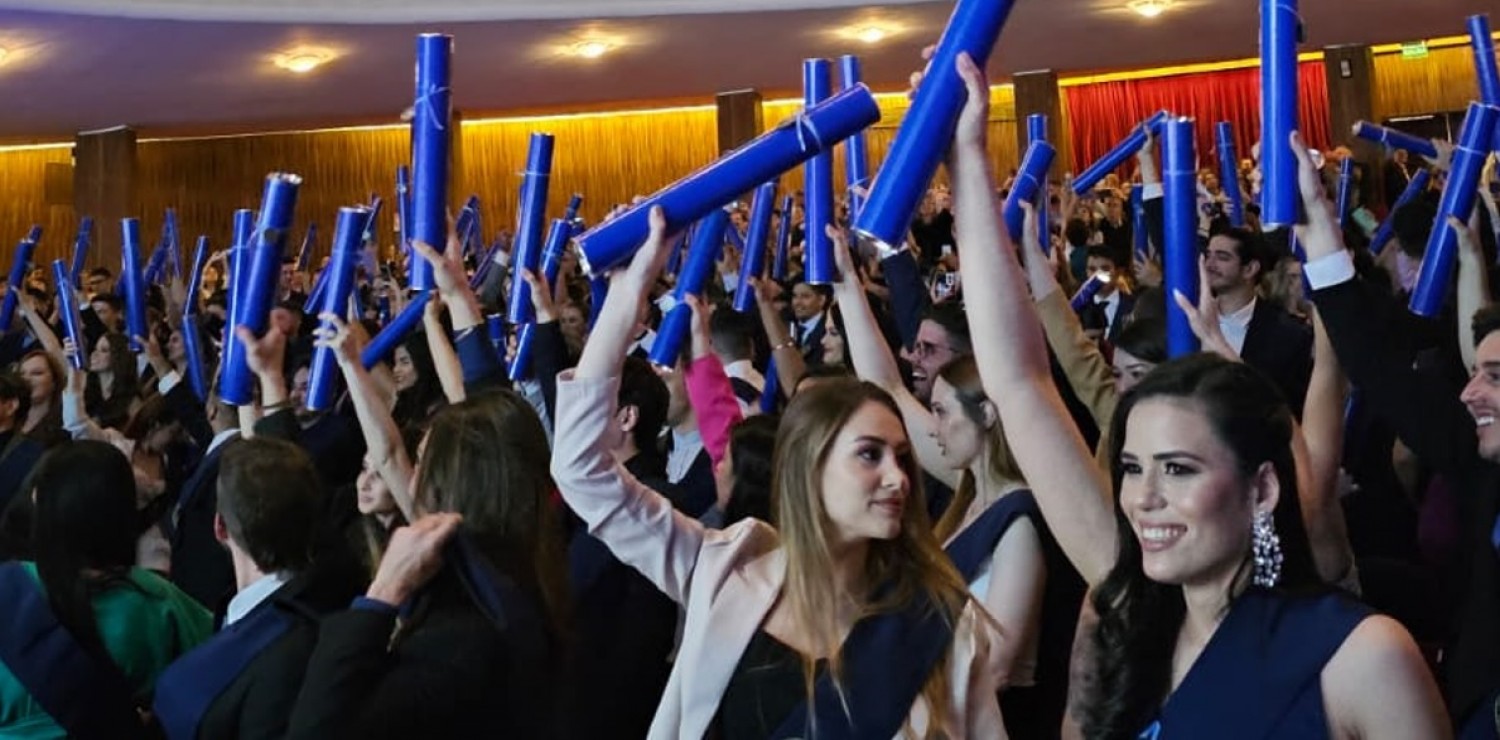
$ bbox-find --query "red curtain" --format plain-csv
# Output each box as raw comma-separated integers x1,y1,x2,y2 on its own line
1064,61,1330,177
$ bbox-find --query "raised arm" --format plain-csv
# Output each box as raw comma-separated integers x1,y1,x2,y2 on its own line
1455,213,1490,373
830,229,956,489
423,296,466,405
682,295,741,470
1020,202,1119,436
552,207,717,605
750,275,807,399
1299,310,1356,586
17,293,65,366
315,313,416,522
947,53,1116,586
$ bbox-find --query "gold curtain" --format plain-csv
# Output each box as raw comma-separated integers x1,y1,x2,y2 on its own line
761,86,1019,199
461,107,719,244
1372,45,1479,120
136,128,411,264
0,146,81,267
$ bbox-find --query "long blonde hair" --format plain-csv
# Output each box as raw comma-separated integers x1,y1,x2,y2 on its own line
773,379,973,738
930,356,1025,543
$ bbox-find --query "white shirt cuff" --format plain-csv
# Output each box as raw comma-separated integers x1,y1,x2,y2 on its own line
158,370,181,395
1142,183,1164,201
1303,250,1356,291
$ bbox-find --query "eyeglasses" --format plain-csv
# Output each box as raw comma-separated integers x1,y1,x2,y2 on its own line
911,340,959,359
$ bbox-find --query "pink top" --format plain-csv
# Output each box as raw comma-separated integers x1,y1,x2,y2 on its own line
683,353,743,470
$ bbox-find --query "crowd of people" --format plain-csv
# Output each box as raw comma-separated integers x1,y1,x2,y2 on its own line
0,44,1497,740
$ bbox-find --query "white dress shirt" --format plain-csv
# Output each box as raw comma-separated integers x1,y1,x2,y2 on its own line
224,571,292,627
1218,297,1258,356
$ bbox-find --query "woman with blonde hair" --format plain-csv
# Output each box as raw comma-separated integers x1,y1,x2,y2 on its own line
551,207,1003,739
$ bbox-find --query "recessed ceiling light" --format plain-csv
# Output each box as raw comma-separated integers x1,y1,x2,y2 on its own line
572,40,611,59
0,47,9,63
857,27,888,44
835,20,904,45
273,47,334,74
1128,0,1172,18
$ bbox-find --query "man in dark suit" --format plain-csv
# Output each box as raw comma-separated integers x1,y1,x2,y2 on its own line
560,356,680,739
788,281,830,367
0,372,43,516
163,373,240,609
1203,227,1312,412
153,436,354,740
1307,225,1500,738
1084,244,1137,344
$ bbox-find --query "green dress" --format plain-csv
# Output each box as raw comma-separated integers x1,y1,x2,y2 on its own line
0,562,214,738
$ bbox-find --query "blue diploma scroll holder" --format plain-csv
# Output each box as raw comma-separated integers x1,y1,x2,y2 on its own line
1163,119,1201,357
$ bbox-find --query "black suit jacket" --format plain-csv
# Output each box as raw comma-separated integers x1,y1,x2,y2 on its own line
560,456,680,740
1313,275,1500,724
165,378,236,609
194,566,361,740
797,316,827,368
1240,300,1313,415
286,568,557,740
0,431,43,516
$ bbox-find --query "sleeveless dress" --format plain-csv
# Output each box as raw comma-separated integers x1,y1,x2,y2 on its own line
1139,588,1371,739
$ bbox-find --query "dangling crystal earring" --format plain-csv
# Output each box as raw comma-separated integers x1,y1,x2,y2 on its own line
1252,510,1283,588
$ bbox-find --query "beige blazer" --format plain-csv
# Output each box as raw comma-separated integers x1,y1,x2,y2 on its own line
551,372,1007,739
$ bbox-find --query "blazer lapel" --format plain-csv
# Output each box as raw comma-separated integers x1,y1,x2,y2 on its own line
680,548,786,737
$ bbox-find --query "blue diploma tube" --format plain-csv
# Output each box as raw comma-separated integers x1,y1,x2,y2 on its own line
1028,114,1051,249
1350,122,1440,159
69,217,93,289
1368,169,1430,256
295,223,316,273
803,59,837,285
470,236,505,290
1163,119,1201,357
575,85,881,277
724,219,746,251
1409,102,1500,317
486,314,506,352
220,174,303,406
1071,110,1170,196
302,262,330,315
852,0,1017,249
507,323,537,382
1130,185,1148,261
452,194,479,258
308,207,370,412
409,33,452,292
163,209,181,281
396,165,413,259
361,292,431,369
773,195,793,281
760,355,780,414
51,261,85,371
1215,122,1246,227
1259,0,1299,227
734,182,779,312
541,219,570,286
223,209,255,351
184,236,209,316
1335,157,1355,228
118,219,149,349
143,241,170,286
181,314,208,402
1070,272,1111,313
1470,15,1500,106
362,195,384,244
650,208,730,369
1002,140,1057,245
838,55,870,220
588,277,608,331
508,133,556,324
564,193,584,223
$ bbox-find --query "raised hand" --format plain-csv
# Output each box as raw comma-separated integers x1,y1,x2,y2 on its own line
1290,131,1344,263
1172,255,1238,361
365,513,464,607
313,312,362,367
519,268,558,324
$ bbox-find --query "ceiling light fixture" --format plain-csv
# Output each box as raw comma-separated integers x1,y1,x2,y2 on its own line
572,40,611,59
273,48,333,74
1127,0,1172,19
0,47,9,63
857,26,888,44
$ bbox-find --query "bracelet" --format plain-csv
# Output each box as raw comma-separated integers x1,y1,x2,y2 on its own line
772,338,797,352
262,399,294,412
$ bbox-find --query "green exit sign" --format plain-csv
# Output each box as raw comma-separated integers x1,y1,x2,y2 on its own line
1401,41,1429,59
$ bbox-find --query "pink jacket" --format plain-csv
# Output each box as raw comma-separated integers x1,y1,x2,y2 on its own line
683,354,742,471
